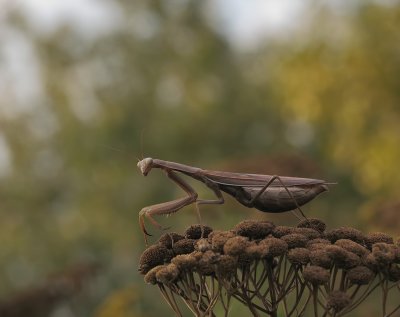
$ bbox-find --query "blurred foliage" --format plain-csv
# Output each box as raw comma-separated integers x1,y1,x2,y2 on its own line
0,262,99,317
94,287,143,317
0,0,400,316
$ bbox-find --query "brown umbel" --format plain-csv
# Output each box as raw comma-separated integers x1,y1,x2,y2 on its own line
139,218,400,317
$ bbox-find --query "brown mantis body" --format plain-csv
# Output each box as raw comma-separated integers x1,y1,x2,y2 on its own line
137,158,331,241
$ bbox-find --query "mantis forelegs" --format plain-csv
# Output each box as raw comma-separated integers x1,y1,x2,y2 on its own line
139,172,226,244
139,170,198,243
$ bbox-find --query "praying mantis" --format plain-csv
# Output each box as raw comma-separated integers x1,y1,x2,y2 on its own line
137,158,333,242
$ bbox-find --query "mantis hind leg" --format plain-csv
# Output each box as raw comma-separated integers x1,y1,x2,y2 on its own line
248,175,308,220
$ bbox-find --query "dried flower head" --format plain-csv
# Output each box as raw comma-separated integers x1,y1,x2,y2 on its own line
208,230,236,252
258,237,288,258
309,249,333,269
281,234,308,249
155,263,180,284
215,254,237,277
325,227,365,244
172,239,195,255
144,265,164,285
139,245,173,274
233,220,275,240
303,265,330,285
157,232,185,249
191,251,204,261
171,254,198,270
335,239,369,257
363,253,379,271
244,241,264,260
297,218,326,233
307,238,331,250
346,266,375,285
293,227,321,240
372,243,396,265
325,245,360,269
194,238,212,252
327,291,351,312
272,226,295,238
223,236,251,256
387,264,400,282
365,232,394,249
184,224,213,239
198,250,219,275
287,248,310,266
395,246,400,264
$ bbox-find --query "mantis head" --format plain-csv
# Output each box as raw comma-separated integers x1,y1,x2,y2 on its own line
137,157,153,176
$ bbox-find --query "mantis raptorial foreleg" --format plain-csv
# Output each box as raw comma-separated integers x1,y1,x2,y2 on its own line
139,170,198,241
248,175,306,219
139,171,226,243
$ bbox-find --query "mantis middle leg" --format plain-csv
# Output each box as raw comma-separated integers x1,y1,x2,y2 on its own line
194,180,225,234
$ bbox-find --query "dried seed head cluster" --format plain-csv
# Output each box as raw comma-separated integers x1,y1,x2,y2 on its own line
223,236,251,256
346,266,375,285
310,249,333,268
208,230,235,252
139,219,400,317
325,227,365,244
335,239,369,257
138,244,173,274
281,233,309,249
287,248,310,265
365,232,394,248
297,218,327,233
184,224,213,239
172,238,195,255
303,265,330,285
157,232,184,248
326,291,351,313
272,225,295,238
233,219,275,239
155,263,180,284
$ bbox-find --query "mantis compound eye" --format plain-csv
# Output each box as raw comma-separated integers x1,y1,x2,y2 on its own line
137,157,153,176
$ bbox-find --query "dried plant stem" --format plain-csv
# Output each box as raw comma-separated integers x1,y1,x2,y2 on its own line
313,286,321,317
158,284,183,317
381,278,389,317
266,264,278,317
387,303,400,317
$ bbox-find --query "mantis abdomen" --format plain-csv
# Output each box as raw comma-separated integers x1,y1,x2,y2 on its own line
219,184,328,213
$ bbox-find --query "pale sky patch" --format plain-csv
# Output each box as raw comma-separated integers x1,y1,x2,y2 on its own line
15,0,123,37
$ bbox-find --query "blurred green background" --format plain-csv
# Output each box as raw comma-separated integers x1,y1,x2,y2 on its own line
0,0,400,316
